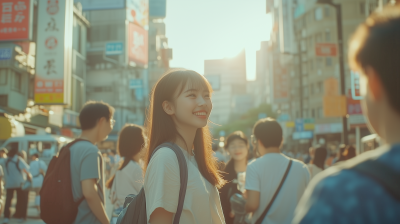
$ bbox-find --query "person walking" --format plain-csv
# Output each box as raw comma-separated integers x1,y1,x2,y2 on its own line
106,124,146,224
307,146,327,179
293,4,400,223
245,118,310,224
28,149,47,213
1,143,31,224
69,101,114,224
219,131,249,224
144,69,226,224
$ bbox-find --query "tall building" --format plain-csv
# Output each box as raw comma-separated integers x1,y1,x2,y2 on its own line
0,1,89,141
204,50,247,125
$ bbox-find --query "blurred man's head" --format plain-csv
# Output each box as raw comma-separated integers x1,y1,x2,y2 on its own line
349,4,400,141
79,101,115,142
252,118,283,156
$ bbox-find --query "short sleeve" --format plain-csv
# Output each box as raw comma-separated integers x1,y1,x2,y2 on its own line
245,162,260,192
144,147,180,221
80,152,101,182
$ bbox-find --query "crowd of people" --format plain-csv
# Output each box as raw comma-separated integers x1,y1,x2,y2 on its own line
1,4,399,224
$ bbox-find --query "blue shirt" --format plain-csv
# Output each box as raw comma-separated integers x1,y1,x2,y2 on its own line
293,144,400,224
2,155,30,189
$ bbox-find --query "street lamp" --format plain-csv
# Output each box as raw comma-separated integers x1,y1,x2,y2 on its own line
317,0,349,145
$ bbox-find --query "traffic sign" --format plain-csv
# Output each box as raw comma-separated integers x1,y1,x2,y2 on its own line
105,42,124,56
129,79,143,89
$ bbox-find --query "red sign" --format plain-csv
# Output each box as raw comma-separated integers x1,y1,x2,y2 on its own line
315,43,337,57
128,23,148,66
0,0,31,41
347,89,362,115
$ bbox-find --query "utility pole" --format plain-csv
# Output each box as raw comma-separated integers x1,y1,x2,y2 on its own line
317,0,349,145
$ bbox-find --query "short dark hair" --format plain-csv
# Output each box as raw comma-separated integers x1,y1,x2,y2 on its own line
224,131,248,149
79,101,114,130
253,118,282,148
349,4,400,113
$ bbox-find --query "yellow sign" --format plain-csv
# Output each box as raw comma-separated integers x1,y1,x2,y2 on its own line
323,95,347,117
35,93,64,104
304,123,315,130
0,116,12,140
324,77,339,96
286,121,295,127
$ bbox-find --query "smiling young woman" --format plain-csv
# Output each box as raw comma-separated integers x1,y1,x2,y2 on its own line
143,69,226,224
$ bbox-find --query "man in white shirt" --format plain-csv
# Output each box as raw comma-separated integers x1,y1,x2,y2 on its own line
245,118,310,224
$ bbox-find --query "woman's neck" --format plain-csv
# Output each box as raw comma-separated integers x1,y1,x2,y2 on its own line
174,123,197,155
234,159,247,173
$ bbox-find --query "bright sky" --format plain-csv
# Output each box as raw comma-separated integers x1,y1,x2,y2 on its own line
164,0,273,80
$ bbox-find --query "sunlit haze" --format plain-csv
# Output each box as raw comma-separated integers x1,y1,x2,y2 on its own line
164,0,273,80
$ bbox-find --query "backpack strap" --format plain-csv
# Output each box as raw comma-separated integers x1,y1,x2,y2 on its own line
351,159,400,201
6,157,21,175
150,142,188,224
255,159,293,224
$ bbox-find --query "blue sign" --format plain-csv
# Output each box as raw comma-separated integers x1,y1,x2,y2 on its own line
135,88,144,101
293,131,313,140
295,118,304,132
129,79,143,89
0,48,12,60
258,113,267,120
277,114,290,122
105,42,124,56
149,0,166,18
219,131,226,137
75,0,126,11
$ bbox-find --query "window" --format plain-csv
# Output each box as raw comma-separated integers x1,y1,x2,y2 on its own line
0,95,7,107
304,86,309,97
310,60,314,70
317,58,323,68
312,109,316,118
319,107,324,118
11,71,22,92
325,29,331,41
326,57,332,66
310,84,314,95
324,6,331,17
314,7,323,21
317,81,323,93
0,69,7,85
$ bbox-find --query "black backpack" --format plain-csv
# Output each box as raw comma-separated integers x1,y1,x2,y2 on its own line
40,139,89,224
116,142,188,224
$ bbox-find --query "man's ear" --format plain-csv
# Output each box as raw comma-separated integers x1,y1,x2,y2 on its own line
162,100,175,115
365,66,384,101
97,117,106,127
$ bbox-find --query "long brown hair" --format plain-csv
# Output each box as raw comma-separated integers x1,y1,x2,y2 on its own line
106,124,145,189
144,69,225,188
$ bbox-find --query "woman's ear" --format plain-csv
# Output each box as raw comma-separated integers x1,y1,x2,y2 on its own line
162,100,175,115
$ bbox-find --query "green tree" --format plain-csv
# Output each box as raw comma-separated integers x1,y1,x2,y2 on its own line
213,103,277,137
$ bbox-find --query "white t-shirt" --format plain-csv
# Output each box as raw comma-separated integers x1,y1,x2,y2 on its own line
144,147,225,224
307,164,323,179
110,160,143,209
245,153,310,224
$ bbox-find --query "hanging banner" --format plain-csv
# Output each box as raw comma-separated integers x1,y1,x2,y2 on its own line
0,0,33,41
127,0,149,29
35,0,73,104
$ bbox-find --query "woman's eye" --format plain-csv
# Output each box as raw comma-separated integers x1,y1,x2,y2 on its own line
188,94,196,97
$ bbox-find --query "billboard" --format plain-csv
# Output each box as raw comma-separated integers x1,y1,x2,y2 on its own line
279,0,296,54
35,0,73,104
149,0,166,18
0,0,33,41
315,43,337,57
128,23,148,66
74,0,125,11
127,0,149,29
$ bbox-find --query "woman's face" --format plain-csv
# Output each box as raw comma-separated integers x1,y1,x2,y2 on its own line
169,83,212,129
227,139,248,162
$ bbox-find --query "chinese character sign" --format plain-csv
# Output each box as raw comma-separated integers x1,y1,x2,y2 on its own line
0,0,32,41
129,23,148,66
35,0,73,104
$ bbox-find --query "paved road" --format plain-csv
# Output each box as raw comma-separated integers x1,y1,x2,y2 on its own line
0,189,114,224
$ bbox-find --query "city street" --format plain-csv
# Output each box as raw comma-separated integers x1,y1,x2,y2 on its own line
0,190,114,224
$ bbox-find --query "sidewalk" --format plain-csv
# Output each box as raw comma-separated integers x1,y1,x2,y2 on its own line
0,191,41,224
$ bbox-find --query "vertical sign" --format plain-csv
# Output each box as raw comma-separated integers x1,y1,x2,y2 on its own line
35,0,73,104
273,63,290,101
0,0,33,41
279,0,296,54
128,23,148,66
127,0,149,29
